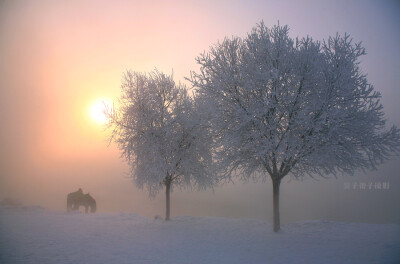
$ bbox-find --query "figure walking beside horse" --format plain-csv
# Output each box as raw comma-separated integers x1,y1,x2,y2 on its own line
67,188,96,213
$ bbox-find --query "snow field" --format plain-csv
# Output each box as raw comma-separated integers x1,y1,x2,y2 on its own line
1,207,399,264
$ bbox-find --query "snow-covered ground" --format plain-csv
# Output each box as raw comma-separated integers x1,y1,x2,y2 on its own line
1,207,399,264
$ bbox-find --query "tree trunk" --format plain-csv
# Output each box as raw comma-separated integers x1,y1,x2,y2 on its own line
165,181,171,221
272,178,281,232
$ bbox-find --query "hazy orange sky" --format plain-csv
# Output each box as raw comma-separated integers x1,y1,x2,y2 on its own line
1,0,399,223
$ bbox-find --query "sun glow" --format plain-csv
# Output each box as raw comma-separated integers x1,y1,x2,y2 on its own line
89,98,112,125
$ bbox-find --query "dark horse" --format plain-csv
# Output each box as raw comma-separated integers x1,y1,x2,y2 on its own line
67,188,96,213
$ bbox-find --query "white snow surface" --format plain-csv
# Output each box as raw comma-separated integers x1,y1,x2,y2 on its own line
1,207,399,264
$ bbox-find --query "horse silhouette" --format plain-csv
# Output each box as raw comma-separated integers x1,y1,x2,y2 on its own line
67,188,96,213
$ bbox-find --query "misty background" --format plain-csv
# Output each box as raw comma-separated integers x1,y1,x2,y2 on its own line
0,0,399,224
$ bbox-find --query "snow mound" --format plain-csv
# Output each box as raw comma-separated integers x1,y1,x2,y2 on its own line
0,207,399,264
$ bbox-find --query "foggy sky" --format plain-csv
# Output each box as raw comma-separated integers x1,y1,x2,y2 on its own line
1,0,399,224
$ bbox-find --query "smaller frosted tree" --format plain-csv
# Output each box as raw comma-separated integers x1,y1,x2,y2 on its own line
190,22,400,231
107,70,215,220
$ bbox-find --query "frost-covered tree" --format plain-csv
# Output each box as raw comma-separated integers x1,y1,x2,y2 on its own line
108,70,215,220
189,22,400,232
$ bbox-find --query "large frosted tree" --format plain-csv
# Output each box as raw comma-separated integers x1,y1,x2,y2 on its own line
108,70,215,220
190,22,400,231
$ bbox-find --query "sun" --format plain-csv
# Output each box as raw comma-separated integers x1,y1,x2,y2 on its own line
89,98,112,125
